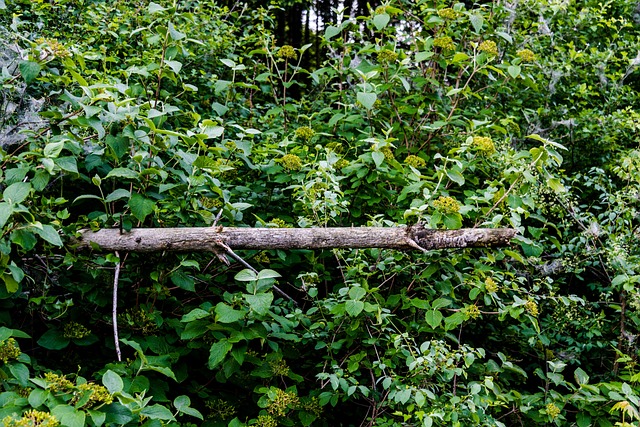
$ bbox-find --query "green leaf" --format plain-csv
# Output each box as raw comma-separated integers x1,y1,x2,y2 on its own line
168,22,185,40
244,292,273,316
446,169,465,186
235,269,257,282
181,308,210,322
256,269,281,280
54,157,78,174
19,61,42,83
0,203,13,229
28,389,47,408
373,13,390,30
215,302,246,323
37,329,70,350
425,309,443,329
348,287,366,301
432,298,451,309
88,410,106,427
443,213,462,229
102,370,124,393
357,92,377,110
106,168,139,179
546,177,566,193
128,193,156,222
208,340,232,369
576,413,591,427
469,13,484,33
444,311,466,331
574,367,589,385
33,224,63,246
52,405,86,427
4,182,31,204
170,270,195,292
507,65,521,78
8,363,29,386
140,404,176,421
372,151,385,168
105,189,131,202
345,300,365,316
174,395,204,420
148,2,166,13
324,25,340,40
44,141,64,158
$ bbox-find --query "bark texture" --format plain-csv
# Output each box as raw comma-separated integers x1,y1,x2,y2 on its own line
74,226,517,252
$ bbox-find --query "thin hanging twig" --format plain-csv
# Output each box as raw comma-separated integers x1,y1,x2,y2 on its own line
113,251,122,362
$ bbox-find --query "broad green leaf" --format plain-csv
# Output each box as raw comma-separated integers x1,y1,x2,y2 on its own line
576,413,591,427
19,61,42,83
32,224,63,246
28,389,47,408
174,395,204,419
235,269,257,282
102,370,124,393
181,308,210,322
170,270,195,291
373,13,390,30
443,213,462,229
244,292,273,316
507,65,521,78
105,189,131,202
168,22,185,40
88,410,106,427
432,298,451,309
215,302,246,323
425,309,443,329
44,141,64,158
106,168,139,179
444,311,466,331
2,273,19,293
469,13,484,33
357,92,377,110
165,60,182,73
128,193,155,222
372,151,385,168
148,2,166,13
52,405,86,427
4,182,31,204
37,328,70,350
256,269,281,280
54,156,78,173
574,367,589,385
546,177,566,193
0,203,13,229
140,405,175,421
446,169,465,186
345,300,364,316
324,25,340,40
348,286,366,301
208,340,232,369
8,363,29,386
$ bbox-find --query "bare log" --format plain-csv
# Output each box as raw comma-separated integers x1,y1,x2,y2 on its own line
73,225,516,252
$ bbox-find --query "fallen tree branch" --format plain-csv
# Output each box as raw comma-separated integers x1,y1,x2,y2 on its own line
73,225,516,252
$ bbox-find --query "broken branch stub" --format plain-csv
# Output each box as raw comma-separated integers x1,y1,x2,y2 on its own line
73,226,517,252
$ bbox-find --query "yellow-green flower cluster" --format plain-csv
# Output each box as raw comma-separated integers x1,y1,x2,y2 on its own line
472,136,496,155
404,155,426,168
280,154,303,171
381,146,395,161
36,38,71,59
335,158,349,169
524,300,539,317
206,399,236,419
545,349,555,360
299,397,322,417
463,304,481,320
326,141,344,153
269,358,290,376
118,308,159,335
63,322,91,339
76,383,113,406
0,338,21,363
545,403,560,419
277,45,297,60
255,415,277,427
478,40,498,56
201,196,223,210
3,410,59,427
294,126,315,141
484,277,498,293
44,373,74,392
433,196,460,214
378,49,398,64
517,48,536,62
433,36,455,51
437,8,457,20
254,252,270,263
267,389,299,417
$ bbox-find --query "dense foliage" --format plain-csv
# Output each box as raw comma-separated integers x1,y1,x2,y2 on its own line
1,0,640,425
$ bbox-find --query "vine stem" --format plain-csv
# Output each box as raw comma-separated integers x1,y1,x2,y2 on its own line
113,251,122,362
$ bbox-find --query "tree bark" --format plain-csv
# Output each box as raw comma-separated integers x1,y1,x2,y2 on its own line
73,225,516,253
